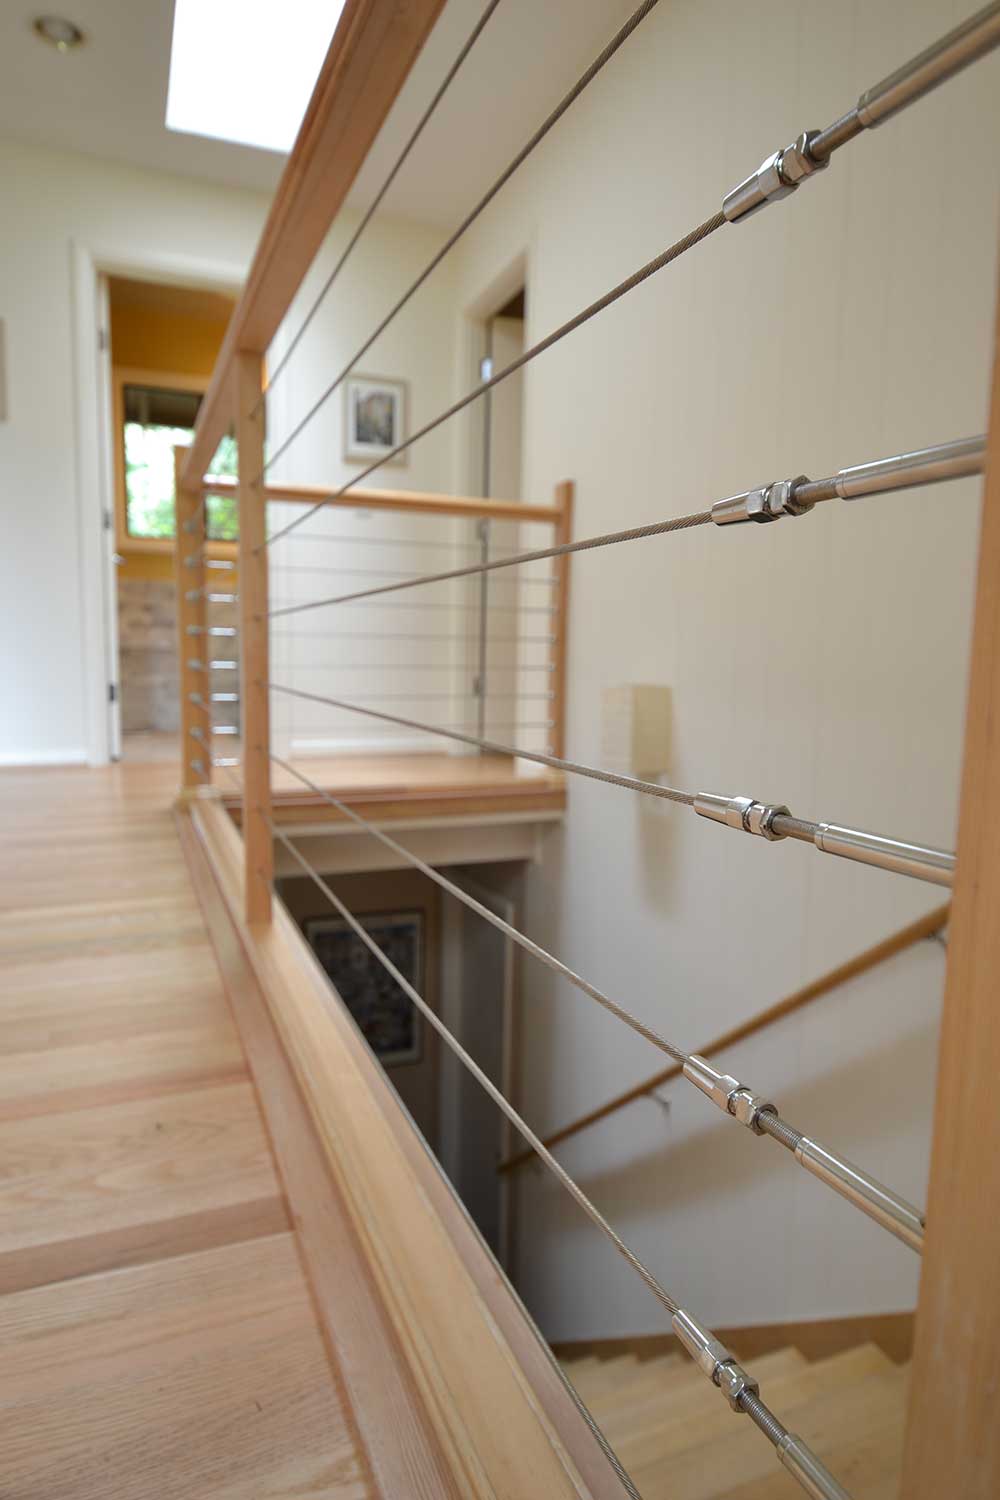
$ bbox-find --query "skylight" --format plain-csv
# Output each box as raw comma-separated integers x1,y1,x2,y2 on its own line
166,0,347,155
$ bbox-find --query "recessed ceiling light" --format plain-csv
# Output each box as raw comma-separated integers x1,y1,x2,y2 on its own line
166,0,347,155
33,15,85,52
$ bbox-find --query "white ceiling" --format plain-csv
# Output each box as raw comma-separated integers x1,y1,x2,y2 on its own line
0,0,639,223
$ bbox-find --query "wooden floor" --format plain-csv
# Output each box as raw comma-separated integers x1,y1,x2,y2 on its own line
125,732,566,826
0,757,373,1498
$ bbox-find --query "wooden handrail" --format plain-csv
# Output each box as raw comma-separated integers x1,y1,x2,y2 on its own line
202,474,563,525
498,902,950,1174
181,0,446,491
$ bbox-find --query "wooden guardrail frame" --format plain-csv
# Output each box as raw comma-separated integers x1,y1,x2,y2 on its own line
179,789,631,1500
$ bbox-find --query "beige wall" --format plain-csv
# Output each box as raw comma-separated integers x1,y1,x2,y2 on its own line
441,0,1000,1340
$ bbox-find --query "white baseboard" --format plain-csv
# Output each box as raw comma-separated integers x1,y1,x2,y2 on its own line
0,748,89,767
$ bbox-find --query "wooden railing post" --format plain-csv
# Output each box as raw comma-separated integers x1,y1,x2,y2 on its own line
236,353,273,923
899,272,1000,1499
549,480,574,759
174,446,208,792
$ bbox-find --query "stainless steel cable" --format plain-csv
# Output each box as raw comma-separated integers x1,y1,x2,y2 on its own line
266,816,681,1317
270,752,689,1062
259,0,664,488
261,210,723,543
259,0,504,406
270,507,710,615
267,683,696,804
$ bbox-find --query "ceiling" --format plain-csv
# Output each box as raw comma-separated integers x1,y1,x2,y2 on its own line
108,276,236,321
0,0,639,223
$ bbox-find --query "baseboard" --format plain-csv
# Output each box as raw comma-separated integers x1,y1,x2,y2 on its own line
0,748,88,766
551,1310,915,1366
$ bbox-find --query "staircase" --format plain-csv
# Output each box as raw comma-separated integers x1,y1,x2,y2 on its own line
562,1343,908,1499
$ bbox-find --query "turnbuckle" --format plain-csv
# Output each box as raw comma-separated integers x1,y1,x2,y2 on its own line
692,793,789,840
723,131,829,223
710,475,813,526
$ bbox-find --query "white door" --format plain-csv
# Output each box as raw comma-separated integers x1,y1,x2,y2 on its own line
96,275,122,758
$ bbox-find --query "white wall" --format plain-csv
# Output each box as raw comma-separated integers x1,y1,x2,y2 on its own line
442,0,1000,1340
264,212,482,758
0,136,267,764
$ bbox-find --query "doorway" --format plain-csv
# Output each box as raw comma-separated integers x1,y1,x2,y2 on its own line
101,276,237,760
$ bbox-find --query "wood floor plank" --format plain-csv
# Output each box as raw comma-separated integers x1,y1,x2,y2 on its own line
0,757,376,1497
0,1234,373,1499
0,1081,288,1292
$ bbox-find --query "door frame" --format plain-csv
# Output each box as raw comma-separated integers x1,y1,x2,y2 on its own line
71,241,244,765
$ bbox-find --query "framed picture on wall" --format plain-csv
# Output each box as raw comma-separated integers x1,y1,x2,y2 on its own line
304,910,423,1066
343,373,408,466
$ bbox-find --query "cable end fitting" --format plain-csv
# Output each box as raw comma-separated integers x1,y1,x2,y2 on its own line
723,131,828,223
711,475,813,526
683,1056,775,1133
693,793,790,840
672,1310,759,1409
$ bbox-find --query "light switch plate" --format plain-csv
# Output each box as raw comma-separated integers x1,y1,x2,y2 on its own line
601,684,671,776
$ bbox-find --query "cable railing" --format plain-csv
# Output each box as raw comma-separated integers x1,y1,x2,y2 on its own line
173,4,1000,1499
498,903,951,1174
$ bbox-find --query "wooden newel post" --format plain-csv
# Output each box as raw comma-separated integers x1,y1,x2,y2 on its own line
549,481,574,760
174,446,208,792
236,353,273,924
899,271,1000,1498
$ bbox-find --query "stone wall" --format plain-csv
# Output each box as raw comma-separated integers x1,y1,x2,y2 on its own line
118,578,239,734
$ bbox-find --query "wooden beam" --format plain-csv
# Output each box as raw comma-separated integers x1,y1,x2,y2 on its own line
236,353,272,924
203,475,562,526
549,481,574,759
900,269,1000,1499
499,902,950,1173
182,0,446,490
174,448,207,792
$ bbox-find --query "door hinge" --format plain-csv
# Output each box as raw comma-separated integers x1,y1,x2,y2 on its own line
108,682,118,704
103,508,113,532
98,326,109,352
479,356,493,382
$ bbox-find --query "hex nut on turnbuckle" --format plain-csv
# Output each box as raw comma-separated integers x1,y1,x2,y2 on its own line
716,1359,760,1411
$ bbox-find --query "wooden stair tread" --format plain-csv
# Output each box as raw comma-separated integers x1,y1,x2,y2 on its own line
629,1363,908,1500
599,1346,808,1446
612,1343,892,1471
0,1080,289,1293
0,1234,373,1499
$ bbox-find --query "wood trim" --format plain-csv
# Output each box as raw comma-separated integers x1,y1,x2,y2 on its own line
226,781,567,828
900,268,1000,1500
182,0,447,490
236,353,272,924
552,1311,915,1369
549,481,574,759
181,793,631,1499
175,803,452,1499
499,901,950,1173
174,447,207,792
203,474,562,525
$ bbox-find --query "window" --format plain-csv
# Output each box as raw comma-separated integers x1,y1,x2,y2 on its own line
122,382,238,542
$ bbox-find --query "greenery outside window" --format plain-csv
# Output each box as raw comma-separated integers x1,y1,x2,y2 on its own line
122,381,238,542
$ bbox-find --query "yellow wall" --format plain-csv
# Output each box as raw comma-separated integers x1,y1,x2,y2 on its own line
111,296,234,584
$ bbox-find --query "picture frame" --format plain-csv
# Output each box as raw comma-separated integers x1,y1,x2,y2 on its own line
343,373,408,466
304,909,423,1067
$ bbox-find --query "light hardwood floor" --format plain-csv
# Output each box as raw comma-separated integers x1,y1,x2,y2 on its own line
0,756,373,1497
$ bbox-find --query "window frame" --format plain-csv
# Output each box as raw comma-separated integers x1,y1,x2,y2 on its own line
112,365,238,559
